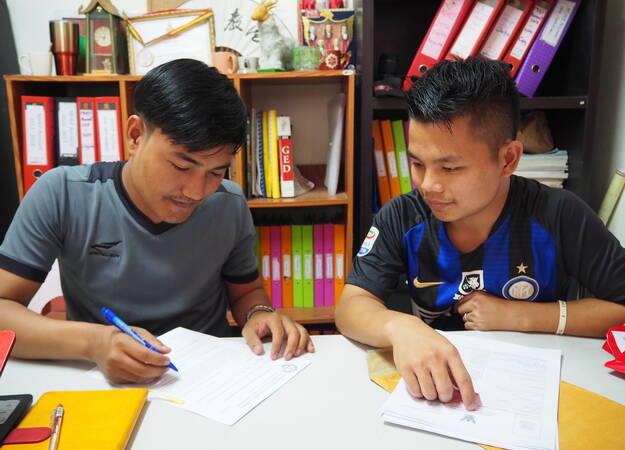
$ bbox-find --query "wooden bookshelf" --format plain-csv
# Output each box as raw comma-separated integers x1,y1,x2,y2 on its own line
4,69,354,327
232,69,355,272
373,95,591,112
248,187,349,208
227,306,335,327
45,302,336,327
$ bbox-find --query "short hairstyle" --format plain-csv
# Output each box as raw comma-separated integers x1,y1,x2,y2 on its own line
406,57,520,153
134,58,247,153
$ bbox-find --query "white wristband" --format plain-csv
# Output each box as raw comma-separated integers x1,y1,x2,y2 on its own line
556,300,567,335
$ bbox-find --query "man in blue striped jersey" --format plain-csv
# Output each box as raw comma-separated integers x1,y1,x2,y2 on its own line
336,57,625,410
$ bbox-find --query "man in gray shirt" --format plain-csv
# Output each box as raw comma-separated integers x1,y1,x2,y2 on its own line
0,59,313,383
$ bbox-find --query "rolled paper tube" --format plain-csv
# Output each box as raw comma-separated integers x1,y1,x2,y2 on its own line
598,169,625,225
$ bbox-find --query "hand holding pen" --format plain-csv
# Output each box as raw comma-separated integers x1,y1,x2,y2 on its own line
100,307,178,376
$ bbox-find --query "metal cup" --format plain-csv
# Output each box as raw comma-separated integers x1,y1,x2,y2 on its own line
49,20,79,75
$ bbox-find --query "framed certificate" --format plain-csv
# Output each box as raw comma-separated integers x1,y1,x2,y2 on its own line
126,9,215,75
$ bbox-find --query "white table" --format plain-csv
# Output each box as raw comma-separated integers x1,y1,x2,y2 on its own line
1,332,623,450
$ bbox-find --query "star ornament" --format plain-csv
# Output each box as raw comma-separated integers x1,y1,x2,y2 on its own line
516,263,528,274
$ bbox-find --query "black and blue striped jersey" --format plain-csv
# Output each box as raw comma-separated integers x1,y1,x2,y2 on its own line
347,176,625,330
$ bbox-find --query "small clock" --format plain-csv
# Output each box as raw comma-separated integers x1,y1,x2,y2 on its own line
94,25,111,47
80,1,129,75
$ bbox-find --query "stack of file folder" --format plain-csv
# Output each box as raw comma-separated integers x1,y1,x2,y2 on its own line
514,149,568,188
403,0,582,98
255,224,345,308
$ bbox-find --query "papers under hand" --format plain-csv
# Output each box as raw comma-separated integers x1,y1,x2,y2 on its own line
380,333,561,450
89,327,310,425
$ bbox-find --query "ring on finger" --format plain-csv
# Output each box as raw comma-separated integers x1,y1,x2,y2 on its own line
463,312,469,322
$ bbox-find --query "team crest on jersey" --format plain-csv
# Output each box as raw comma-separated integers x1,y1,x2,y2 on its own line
458,270,484,295
357,226,380,257
502,276,540,301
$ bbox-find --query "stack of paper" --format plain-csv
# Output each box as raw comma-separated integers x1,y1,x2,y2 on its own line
380,334,561,450
515,149,568,188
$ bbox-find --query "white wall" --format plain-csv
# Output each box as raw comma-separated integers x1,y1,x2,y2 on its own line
8,0,147,64
592,0,625,244
7,0,300,72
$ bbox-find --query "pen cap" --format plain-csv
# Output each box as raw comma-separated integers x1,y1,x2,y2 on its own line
101,307,116,323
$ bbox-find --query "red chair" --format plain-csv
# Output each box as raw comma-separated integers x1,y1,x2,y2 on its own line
41,296,67,320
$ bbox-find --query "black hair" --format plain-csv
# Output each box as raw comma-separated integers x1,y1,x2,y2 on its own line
406,57,520,153
134,58,247,153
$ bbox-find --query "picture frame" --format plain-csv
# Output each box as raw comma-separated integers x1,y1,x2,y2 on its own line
126,9,215,76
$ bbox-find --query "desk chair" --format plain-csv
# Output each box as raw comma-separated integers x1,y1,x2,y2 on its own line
41,297,66,321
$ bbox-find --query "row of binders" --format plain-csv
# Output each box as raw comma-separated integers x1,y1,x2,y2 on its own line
255,224,345,309
372,118,569,206
247,109,295,199
372,119,414,207
404,0,581,97
21,95,123,191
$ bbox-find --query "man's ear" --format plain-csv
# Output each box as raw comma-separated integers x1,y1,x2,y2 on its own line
499,140,523,176
126,115,146,157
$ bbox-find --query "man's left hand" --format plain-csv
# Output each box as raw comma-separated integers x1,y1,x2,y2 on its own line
242,311,315,360
455,290,522,331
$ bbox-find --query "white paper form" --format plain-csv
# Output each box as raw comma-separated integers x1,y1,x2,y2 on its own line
510,3,550,60
57,101,79,158
381,333,561,450
89,327,310,425
24,103,47,165
449,2,495,59
480,4,524,59
96,106,121,162
422,0,465,60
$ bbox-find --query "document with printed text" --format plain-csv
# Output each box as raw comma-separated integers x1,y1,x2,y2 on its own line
381,333,561,450
89,327,310,425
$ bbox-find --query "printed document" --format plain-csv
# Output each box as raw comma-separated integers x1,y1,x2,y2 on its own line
381,333,561,450
89,327,310,425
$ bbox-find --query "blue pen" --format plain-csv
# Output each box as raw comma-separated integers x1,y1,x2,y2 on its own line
101,307,179,372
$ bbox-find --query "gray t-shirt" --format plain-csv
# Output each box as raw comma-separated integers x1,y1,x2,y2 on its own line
0,162,258,336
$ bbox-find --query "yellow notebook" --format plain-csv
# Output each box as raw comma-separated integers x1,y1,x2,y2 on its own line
4,389,147,450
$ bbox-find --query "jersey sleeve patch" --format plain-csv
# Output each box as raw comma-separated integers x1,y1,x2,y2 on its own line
357,226,380,257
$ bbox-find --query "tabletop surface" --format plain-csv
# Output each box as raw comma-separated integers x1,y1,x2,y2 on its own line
1,331,623,450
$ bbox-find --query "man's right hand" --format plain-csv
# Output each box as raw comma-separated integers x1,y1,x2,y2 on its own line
89,325,172,384
385,314,479,410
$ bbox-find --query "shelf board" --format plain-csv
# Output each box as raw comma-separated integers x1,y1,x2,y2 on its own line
372,96,408,112
234,69,353,81
4,74,141,82
44,307,335,327
519,96,588,110
227,306,335,326
247,187,349,208
4,71,354,84
372,95,590,112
